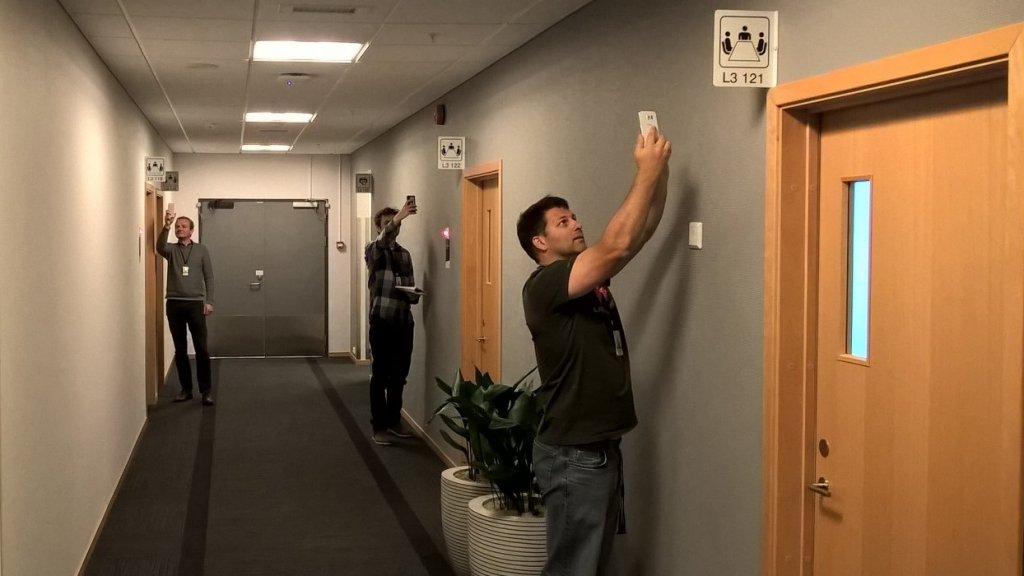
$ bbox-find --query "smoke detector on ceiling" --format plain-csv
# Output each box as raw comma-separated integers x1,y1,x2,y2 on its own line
278,72,316,87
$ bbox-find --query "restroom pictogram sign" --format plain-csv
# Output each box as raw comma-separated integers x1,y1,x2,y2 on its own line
713,10,778,88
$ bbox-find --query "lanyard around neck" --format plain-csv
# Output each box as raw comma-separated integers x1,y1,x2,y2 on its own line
177,243,194,266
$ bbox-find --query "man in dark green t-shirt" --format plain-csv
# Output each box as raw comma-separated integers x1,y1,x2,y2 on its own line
517,126,671,576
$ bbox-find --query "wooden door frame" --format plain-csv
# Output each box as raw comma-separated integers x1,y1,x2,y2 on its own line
144,183,165,406
460,160,502,379
762,23,1024,576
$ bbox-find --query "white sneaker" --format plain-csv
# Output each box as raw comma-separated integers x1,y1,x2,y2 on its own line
372,431,394,445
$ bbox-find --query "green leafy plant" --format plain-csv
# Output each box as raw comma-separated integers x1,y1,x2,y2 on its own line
433,366,542,514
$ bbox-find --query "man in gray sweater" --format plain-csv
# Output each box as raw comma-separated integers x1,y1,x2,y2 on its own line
157,210,216,406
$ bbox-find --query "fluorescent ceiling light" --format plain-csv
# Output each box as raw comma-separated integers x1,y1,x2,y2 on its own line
253,41,364,63
241,144,291,152
245,112,315,123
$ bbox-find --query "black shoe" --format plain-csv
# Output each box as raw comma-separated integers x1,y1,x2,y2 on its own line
174,391,194,402
387,424,415,438
201,393,215,406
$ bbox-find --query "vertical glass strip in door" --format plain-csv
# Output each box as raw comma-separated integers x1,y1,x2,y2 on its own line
847,179,872,359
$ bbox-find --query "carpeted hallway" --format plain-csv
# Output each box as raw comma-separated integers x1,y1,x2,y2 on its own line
83,358,453,576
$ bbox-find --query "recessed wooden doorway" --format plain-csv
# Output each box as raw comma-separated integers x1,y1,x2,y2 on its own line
460,161,502,380
763,23,1024,576
144,184,165,405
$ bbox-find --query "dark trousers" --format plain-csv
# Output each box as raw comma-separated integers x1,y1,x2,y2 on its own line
368,319,414,432
166,299,211,394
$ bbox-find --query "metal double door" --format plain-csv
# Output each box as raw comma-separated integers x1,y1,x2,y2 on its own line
200,199,327,357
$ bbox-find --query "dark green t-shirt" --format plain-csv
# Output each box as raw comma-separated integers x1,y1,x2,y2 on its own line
522,257,636,445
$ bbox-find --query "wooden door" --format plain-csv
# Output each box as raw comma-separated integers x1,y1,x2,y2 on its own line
144,186,165,405
813,79,1021,575
460,161,502,380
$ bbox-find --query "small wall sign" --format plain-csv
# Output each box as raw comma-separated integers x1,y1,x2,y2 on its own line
713,10,778,88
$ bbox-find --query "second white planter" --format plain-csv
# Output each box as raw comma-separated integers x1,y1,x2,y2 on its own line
467,494,546,576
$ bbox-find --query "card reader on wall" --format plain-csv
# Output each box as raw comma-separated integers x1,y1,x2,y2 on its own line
689,222,703,250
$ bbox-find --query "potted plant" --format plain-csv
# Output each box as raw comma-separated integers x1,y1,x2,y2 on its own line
433,370,493,576
433,367,545,576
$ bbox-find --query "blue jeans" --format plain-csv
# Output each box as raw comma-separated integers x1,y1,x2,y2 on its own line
533,438,623,576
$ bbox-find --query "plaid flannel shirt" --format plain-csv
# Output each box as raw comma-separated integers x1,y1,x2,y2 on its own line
365,224,416,325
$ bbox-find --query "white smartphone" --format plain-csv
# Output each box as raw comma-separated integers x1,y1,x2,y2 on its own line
639,111,659,136
167,202,175,215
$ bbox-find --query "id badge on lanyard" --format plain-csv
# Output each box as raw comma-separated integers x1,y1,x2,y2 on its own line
182,266,190,277
612,329,624,357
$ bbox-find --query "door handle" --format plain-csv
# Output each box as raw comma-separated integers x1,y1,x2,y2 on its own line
476,337,486,342
249,282,262,288
808,477,831,498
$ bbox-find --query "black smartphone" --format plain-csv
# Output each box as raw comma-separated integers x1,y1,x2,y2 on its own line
407,195,416,205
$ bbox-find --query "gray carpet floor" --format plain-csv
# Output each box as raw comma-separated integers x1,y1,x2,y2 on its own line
83,357,453,576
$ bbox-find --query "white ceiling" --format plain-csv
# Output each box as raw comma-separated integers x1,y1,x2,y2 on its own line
58,0,591,154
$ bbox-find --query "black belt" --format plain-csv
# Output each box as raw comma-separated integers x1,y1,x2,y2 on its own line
573,437,621,451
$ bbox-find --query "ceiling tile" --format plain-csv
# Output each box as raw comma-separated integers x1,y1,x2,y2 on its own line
67,13,132,37
460,43,518,64
140,39,250,60
150,57,249,81
259,0,398,24
360,44,468,63
327,61,447,107
87,35,144,58
240,124,305,145
254,20,379,43
387,0,536,25
58,0,121,16
245,62,350,110
485,23,550,46
120,0,256,19
513,0,592,24
373,23,502,46
131,17,254,42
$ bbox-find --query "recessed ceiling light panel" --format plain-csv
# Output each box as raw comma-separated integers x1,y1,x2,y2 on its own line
245,112,315,123
253,41,364,63
241,144,292,152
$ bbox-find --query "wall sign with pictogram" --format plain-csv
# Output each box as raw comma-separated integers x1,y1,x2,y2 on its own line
145,157,166,182
438,137,465,170
713,10,778,88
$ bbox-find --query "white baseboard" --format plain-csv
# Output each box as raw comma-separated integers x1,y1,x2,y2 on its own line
401,410,458,468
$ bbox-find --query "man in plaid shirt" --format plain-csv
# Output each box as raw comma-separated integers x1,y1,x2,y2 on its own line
365,197,421,445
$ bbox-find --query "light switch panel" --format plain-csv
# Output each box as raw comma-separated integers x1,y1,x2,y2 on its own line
688,222,703,249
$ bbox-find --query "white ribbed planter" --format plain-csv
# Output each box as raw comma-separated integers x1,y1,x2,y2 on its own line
467,494,546,576
441,466,492,576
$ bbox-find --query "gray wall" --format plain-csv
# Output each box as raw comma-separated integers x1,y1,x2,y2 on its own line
351,0,1024,574
0,0,173,574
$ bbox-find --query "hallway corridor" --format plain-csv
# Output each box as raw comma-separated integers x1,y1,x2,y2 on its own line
83,358,453,576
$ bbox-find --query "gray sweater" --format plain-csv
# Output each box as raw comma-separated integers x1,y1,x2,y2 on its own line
157,227,215,304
